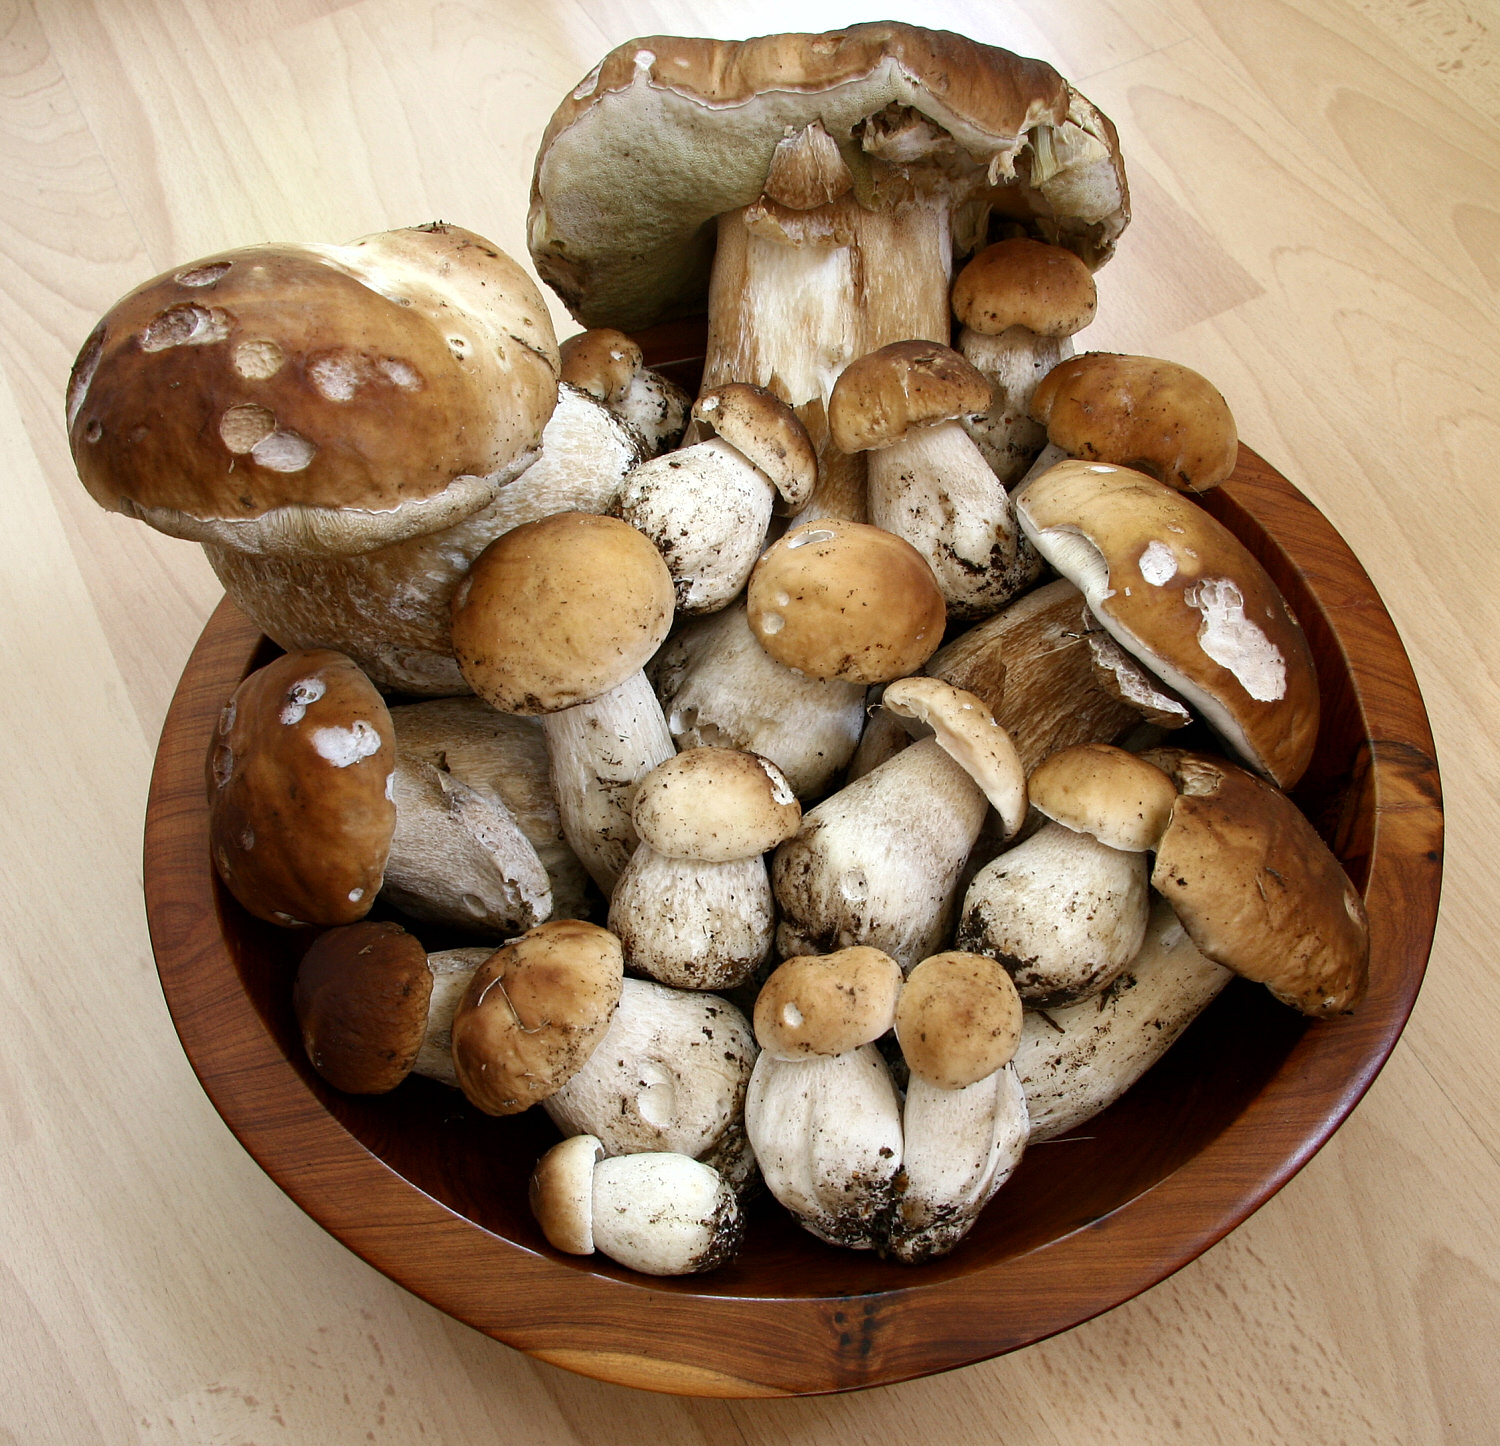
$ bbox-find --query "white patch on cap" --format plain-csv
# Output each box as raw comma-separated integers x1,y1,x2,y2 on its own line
220,404,277,454
385,771,396,802
176,261,232,287
250,429,317,472
633,48,656,71
310,353,364,400
1186,578,1287,701
757,756,796,806
140,304,229,351
786,528,835,549
280,676,327,725
1138,540,1178,586
312,720,383,767
348,888,364,904
571,59,604,100
233,339,284,379
379,357,422,390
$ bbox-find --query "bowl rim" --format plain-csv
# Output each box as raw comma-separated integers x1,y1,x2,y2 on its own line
143,443,1443,1398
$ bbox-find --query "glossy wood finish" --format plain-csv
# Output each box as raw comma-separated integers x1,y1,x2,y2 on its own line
143,436,1441,1396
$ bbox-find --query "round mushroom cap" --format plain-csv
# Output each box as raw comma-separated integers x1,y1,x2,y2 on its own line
1029,742,1177,851
951,238,1098,338
828,341,991,453
450,919,625,1115
1014,459,1320,788
292,920,433,1094
632,748,801,862
895,951,1024,1090
753,947,905,1060
1030,353,1238,494
68,224,559,556
558,328,643,405
1145,749,1369,1016
746,518,946,685
529,1133,604,1255
451,511,675,714
207,648,396,927
693,383,816,510
529,24,1128,332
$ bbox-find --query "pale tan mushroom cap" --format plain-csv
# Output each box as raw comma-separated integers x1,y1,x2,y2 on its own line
1014,459,1320,789
882,677,1028,838
1030,353,1238,494
558,328,643,405
207,648,396,927
528,24,1129,332
450,920,625,1115
1029,742,1177,851
1145,749,1369,1016
692,383,816,509
895,952,1024,1089
746,519,946,685
631,748,801,862
451,511,675,714
951,238,1098,337
828,341,991,453
69,224,558,555
753,947,904,1060
530,1133,604,1254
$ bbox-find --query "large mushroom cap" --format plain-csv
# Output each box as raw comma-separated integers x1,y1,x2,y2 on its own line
632,748,801,862
828,341,991,453
207,648,396,927
69,224,559,556
951,237,1098,337
451,511,675,714
1145,749,1369,1016
528,24,1129,332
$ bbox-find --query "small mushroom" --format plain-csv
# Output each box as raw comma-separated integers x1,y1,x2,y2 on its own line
753,947,904,1061
558,327,690,453
1027,742,1179,853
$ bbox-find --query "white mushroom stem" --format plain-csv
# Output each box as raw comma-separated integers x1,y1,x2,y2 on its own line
590,1153,743,1275
744,1044,904,1249
541,669,674,897
1015,896,1233,1141
958,327,1074,487
1012,440,1071,493
612,367,690,454
889,1064,1030,1263
411,947,492,1087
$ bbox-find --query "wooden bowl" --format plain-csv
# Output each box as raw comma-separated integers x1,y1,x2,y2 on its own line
144,327,1442,1398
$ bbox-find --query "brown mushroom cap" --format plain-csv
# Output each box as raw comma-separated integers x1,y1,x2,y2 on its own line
951,238,1098,338
746,518,946,685
1029,742,1178,851
828,341,991,454
69,224,558,555
895,951,1024,1090
753,947,904,1060
451,511,675,714
450,920,625,1115
292,920,433,1094
1014,459,1320,788
207,648,396,927
558,328,643,405
1030,353,1238,494
1145,749,1369,1016
692,383,817,509
530,1133,604,1254
632,748,801,862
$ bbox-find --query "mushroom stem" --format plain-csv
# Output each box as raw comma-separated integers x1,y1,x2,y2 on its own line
957,326,1074,486
410,947,492,1087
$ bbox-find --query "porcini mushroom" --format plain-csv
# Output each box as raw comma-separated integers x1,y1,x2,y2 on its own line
558,327,690,453
753,947,905,1062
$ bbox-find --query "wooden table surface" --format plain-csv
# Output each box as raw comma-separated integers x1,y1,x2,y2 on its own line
2,0,1496,1439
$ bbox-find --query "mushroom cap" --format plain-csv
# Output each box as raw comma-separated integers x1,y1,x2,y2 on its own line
529,1133,604,1255
451,511,675,714
207,648,396,927
69,224,558,556
1145,749,1369,1016
1030,353,1238,494
746,518,946,684
450,919,625,1115
753,946,904,1061
292,920,433,1094
558,328,643,405
951,238,1098,338
692,383,816,509
528,24,1129,332
882,677,1029,837
828,341,991,454
1028,742,1178,851
631,748,801,862
896,951,1025,1090
1014,459,1320,788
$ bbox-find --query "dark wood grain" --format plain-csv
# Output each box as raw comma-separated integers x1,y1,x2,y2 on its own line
144,333,1442,1397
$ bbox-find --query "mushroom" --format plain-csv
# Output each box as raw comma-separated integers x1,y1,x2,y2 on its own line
608,749,802,990
1014,459,1320,788
451,511,676,895
1028,742,1180,853
543,976,759,1194
529,25,1128,520
753,947,905,1061
530,1137,744,1275
558,327,690,453
827,340,1042,618
949,238,1098,485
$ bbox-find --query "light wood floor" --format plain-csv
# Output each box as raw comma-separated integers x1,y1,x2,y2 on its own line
3,0,1497,1440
